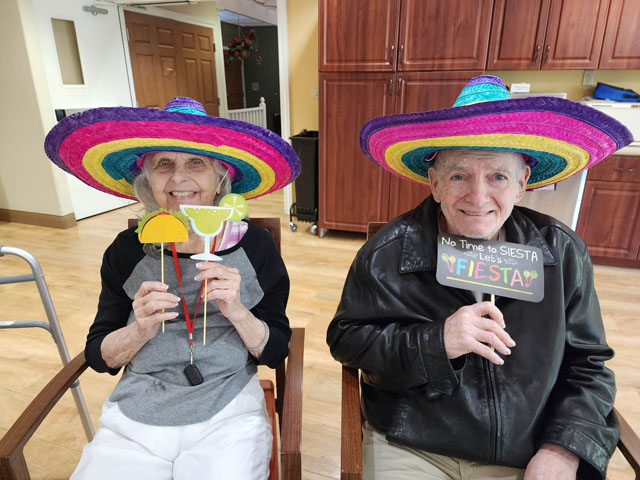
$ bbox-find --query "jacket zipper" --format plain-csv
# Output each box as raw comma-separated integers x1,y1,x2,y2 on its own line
485,358,500,463
483,293,500,463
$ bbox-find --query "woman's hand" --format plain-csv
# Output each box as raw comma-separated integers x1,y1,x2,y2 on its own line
101,282,180,369
194,262,268,357
132,281,180,341
195,262,247,321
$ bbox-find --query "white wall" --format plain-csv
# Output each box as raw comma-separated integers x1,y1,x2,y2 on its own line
0,0,73,216
216,0,277,25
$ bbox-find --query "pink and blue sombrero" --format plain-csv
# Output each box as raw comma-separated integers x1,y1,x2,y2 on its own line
360,75,633,189
45,97,300,200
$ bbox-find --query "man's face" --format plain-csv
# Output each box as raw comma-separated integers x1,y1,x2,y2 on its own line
428,149,530,240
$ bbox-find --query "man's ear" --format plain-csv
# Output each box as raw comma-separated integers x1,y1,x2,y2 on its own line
516,166,531,202
428,167,441,203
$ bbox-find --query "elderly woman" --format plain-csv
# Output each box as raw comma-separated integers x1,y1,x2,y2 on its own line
44,97,300,479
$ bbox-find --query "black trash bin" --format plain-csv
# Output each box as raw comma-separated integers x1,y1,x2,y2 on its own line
289,130,318,234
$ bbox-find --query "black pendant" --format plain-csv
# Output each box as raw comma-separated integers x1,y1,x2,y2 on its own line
184,363,204,386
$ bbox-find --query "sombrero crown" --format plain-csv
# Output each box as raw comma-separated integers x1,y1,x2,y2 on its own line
360,75,633,189
45,97,300,200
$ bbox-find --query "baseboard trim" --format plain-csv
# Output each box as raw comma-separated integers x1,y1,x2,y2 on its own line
0,209,77,229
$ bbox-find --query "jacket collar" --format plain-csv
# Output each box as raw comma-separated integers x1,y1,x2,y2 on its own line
399,196,558,274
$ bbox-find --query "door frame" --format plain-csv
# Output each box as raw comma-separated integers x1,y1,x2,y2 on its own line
117,3,293,213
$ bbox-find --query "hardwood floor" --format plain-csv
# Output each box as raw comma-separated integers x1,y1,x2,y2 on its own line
1,191,638,479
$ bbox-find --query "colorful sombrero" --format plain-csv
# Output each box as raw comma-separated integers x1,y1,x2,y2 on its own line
44,97,300,200
360,75,633,189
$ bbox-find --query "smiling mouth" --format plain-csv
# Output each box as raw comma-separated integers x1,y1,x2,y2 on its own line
170,191,196,197
460,210,492,217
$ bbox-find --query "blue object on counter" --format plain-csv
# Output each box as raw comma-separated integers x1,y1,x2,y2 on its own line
593,82,640,102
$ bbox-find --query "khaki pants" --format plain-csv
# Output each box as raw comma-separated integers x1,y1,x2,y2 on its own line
363,423,525,480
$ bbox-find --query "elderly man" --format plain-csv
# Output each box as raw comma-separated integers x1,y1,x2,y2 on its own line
327,76,633,480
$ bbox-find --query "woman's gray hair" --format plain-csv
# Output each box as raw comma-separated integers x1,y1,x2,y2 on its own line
132,151,232,256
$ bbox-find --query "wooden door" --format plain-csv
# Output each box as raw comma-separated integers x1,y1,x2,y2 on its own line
542,0,610,69
599,0,640,69
319,72,395,232
125,11,219,115
387,71,482,220
398,0,492,71
318,0,401,72
487,0,551,70
225,59,245,109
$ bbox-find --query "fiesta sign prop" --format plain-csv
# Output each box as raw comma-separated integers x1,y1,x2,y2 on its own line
436,234,544,302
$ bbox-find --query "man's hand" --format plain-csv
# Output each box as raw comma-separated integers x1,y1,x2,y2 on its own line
524,443,579,480
443,301,515,365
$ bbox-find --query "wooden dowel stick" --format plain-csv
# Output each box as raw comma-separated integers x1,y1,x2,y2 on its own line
490,293,495,352
203,277,207,345
161,242,165,333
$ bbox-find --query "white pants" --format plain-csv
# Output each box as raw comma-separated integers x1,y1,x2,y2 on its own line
72,375,272,480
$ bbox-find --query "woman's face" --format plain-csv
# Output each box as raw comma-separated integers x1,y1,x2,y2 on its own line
145,151,221,211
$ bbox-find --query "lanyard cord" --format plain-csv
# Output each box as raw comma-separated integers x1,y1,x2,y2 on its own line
170,236,218,343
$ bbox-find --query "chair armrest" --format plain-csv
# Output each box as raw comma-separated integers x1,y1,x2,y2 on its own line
0,352,89,480
341,366,362,480
280,327,304,480
616,407,640,479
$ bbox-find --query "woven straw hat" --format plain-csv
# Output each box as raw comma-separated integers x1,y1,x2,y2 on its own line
45,97,300,200
360,75,633,189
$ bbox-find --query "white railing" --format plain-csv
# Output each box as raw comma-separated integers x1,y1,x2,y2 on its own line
227,97,267,128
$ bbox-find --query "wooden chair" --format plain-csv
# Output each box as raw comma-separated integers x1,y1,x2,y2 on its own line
339,221,640,480
0,217,303,480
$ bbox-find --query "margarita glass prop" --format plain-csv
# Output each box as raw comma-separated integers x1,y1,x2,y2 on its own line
180,205,233,261
180,204,235,345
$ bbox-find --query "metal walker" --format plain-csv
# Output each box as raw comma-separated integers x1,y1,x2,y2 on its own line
0,245,94,442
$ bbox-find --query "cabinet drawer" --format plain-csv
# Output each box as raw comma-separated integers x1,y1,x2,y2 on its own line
587,155,640,182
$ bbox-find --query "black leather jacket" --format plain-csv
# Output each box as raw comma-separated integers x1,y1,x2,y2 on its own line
327,196,618,479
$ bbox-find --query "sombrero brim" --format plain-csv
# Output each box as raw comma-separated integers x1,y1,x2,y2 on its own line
360,97,633,189
45,107,300,200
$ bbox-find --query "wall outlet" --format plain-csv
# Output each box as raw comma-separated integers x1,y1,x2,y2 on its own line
583,70,596,86
312,85,319,99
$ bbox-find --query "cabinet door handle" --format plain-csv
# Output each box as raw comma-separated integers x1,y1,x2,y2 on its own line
542,45,550,65
533,44,541,62
389,45,395,63
399,44,404,63
613,167,635,172
389,78,393,96
397,77,403,96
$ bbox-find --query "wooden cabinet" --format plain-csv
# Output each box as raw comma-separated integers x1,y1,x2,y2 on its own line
319,73,394,232
487,0,610,70
318,0,400,72
319,71,481,232
576,155,640,268
599,0,640,69
397,0,492,71
319,0,492,73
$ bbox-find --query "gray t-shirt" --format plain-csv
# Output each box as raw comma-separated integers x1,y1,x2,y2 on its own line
85,223,291,426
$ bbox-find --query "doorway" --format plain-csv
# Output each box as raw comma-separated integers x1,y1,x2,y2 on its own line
220,10,280,133
124,9,220,115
